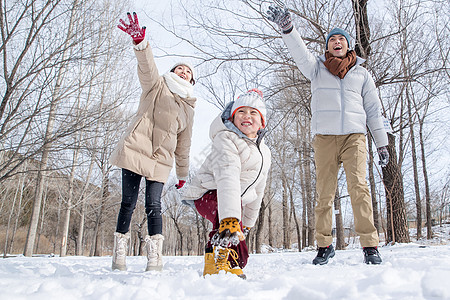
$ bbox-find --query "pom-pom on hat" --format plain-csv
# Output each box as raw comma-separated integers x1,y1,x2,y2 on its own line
326,28,351,50
170,62,195,85
231,89,267,128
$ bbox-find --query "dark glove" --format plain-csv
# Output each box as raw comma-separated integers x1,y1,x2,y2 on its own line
175,180,186,189
118,12,146,44
267,5,293,34
377,146,389,167
211,218,245,248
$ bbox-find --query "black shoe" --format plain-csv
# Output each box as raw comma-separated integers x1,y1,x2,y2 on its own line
363,247,382,265
313,244,335,265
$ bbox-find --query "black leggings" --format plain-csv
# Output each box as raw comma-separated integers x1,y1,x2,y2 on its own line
116,169,164,235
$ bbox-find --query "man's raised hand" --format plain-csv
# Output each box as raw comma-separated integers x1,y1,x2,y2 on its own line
267,4,293,34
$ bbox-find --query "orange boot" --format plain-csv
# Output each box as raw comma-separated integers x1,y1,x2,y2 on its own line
203,250,218,276
214,246,246,279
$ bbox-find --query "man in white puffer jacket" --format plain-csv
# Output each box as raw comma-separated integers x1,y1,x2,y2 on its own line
183,89,271,278
267,4,389,265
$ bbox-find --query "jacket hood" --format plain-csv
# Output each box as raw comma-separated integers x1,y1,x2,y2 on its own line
209,101,267,146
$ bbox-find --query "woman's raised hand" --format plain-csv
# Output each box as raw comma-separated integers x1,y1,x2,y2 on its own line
118,12,146,44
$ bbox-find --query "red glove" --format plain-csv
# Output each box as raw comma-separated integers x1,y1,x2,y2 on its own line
117,12,146,44
175,180,186,189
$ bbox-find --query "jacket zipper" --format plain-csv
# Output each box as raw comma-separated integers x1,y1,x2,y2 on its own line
340,79,345,133
240,141,264,198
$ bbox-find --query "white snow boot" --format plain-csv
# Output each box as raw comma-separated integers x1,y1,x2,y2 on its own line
145,234,164,271
112,232,130,271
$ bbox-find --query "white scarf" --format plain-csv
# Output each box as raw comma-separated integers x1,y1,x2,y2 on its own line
163,72,194,98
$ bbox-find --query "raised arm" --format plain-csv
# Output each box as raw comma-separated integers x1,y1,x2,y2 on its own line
266,3,319,80
117,12,159,93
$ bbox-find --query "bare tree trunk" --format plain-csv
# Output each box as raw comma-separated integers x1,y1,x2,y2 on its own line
301,195,307,250
407,98,422,239
76,200,86,256
195,211,203,255
289,191,302,252
282,174,290,249
418,119,432,239
93,173,109,256
136,216,146,256
402,56,422,239
4,162,27,257
367,133,380,232
24,140,51,256
9,167,27,254
300,146,307,250
334,189,345,250
174,222,184,256
304,141,315,247
382,134,410,243
254,195,266,254
23,0,78,257
268,192,274,247
202,217,208,250
352,0,372,59
35,184,49,254
60,145,80,256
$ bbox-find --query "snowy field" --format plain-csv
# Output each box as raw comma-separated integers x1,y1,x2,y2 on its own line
1,226,449,300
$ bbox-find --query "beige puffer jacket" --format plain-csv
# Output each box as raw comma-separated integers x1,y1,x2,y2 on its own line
109,43,196,183
183,103,271,228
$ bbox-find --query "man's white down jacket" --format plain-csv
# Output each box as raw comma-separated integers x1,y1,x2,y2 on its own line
282,28,388,147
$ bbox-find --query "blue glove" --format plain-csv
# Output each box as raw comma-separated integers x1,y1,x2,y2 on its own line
377,146,389,167
267,5,293,34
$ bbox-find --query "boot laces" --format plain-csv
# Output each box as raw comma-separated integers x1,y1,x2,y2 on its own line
215,248,229,271
228,248,239,266
215,248,240,271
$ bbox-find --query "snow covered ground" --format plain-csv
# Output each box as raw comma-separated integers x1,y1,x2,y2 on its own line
1,226,450,300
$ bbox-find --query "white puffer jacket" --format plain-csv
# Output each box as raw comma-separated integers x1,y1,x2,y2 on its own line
182,103,271,228
282,28,388,147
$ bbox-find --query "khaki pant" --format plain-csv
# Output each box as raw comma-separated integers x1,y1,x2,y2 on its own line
313,133,379,247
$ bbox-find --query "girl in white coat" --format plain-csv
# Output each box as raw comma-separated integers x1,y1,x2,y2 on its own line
183,89,271,278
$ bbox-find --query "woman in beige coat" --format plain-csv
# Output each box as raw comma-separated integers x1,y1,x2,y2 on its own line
110,12,196,272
